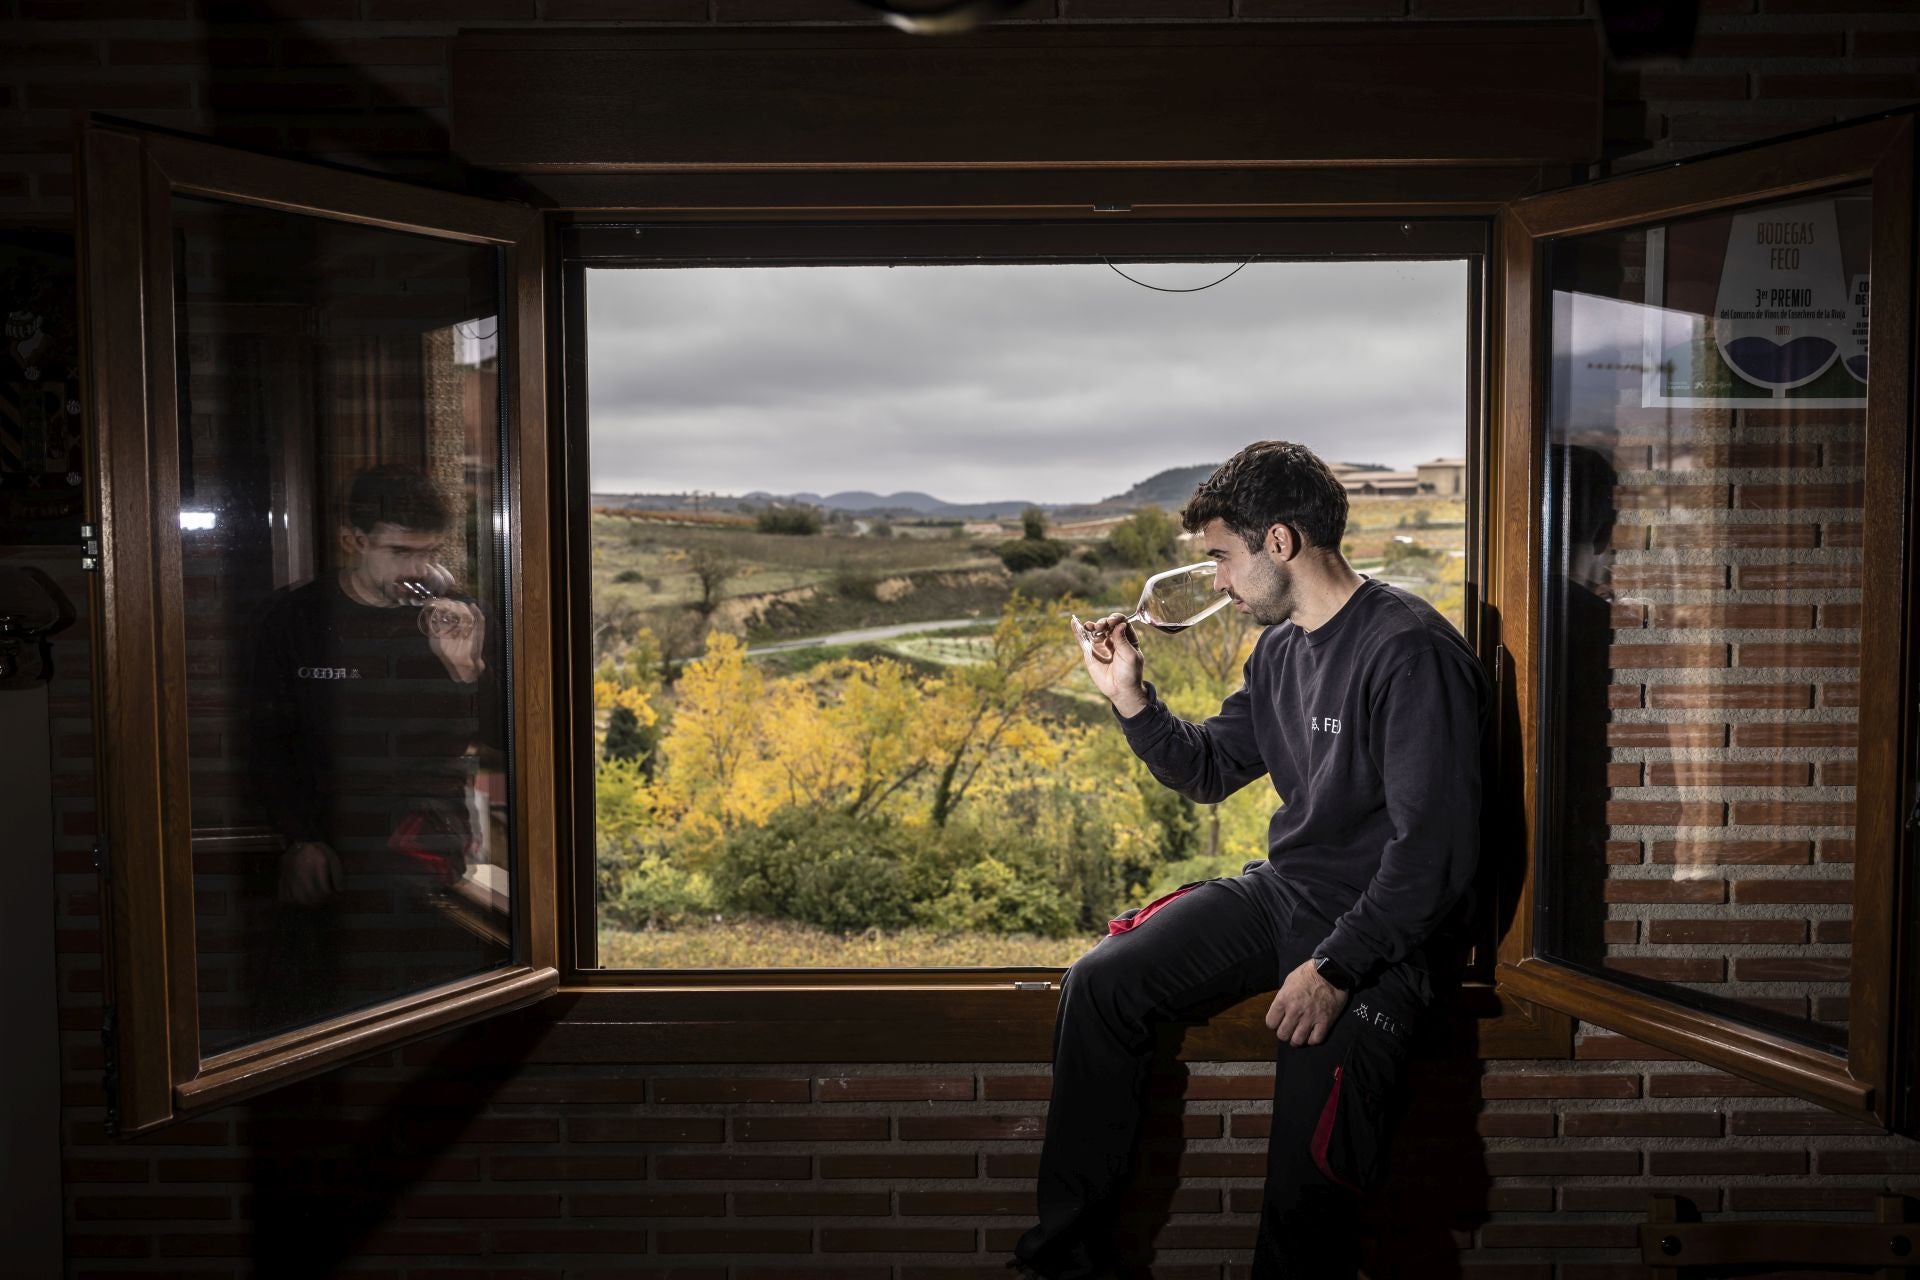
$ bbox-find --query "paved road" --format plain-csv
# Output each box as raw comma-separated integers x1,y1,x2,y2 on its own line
747,617,983,656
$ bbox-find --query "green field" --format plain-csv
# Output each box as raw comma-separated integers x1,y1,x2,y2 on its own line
1342,497,1467,567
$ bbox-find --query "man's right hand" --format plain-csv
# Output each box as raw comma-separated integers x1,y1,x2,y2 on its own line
280,841,343,905
1074,612,1149,718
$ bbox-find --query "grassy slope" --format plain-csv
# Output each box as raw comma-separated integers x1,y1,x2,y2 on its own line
599,918,1100,969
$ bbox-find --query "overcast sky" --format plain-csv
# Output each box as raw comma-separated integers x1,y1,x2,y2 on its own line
587,259,1468,506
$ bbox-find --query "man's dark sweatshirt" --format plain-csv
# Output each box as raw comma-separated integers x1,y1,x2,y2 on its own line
249,576,500,868
1116,578,1487,985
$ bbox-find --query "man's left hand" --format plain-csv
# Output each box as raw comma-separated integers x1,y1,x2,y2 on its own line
1265,958,1350,1047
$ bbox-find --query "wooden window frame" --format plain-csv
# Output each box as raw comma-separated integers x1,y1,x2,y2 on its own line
85,19,1632,1125
80,121,560,1138
544,213,1574,1065
1491,114,1919,1131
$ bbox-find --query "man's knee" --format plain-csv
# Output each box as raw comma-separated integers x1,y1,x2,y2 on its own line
1059,940,1153,1039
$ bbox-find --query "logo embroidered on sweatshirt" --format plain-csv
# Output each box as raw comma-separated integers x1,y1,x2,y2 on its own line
1310,716,1342,734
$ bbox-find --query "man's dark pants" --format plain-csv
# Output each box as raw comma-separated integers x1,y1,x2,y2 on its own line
1014,864,1436,1279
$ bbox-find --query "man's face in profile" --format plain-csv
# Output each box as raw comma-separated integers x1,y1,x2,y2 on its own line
1201,517,1295,628
342,521,445,605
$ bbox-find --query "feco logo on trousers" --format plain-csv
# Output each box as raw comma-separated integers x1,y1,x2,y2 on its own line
296,666,362,680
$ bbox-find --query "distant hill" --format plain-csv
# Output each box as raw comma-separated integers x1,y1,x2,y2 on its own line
1096,458,1395,511
1100,464,1219,509
599,459,1400,523
747,490,1044,519
823,491,1041,518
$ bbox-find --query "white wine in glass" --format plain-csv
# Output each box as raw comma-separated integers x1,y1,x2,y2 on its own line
1072,560,1229,657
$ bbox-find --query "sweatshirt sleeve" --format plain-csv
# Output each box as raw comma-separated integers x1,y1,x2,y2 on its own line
1116,664,1270,806
1315,637,1486,979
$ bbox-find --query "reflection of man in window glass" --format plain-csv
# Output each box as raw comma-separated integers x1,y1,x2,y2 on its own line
249,464,504,1034
1548,443,1619,969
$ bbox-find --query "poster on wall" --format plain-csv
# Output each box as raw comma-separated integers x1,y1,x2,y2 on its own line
1640,193,1870,409
1,230,85,545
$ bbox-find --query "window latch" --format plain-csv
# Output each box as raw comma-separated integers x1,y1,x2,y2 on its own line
80,523,100,572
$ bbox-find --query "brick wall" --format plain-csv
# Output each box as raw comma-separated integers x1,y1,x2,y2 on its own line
10,0,1920,1275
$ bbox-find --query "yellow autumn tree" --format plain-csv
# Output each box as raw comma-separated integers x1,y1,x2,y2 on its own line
653,630,782,855
594,629,663,728
759,657,930,819
922,593,1083,828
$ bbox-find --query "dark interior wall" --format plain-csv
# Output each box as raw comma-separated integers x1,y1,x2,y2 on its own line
5,2,1920,1276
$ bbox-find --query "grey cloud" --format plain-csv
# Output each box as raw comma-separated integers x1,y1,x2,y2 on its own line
586,261,1467,503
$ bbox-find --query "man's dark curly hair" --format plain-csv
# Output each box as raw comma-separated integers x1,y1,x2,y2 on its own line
1181,440,1349,553
343,464,451,534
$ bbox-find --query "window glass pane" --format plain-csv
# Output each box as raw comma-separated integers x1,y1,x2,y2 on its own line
175,195,514,1057
586,258,1470,969
1540,187,1868,1051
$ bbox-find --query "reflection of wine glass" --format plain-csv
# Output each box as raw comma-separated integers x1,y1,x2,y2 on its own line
1072,561,1229,656
393,563,469,638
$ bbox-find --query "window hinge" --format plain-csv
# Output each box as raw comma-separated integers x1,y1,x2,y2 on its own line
93,836,109,885
80,523,100,572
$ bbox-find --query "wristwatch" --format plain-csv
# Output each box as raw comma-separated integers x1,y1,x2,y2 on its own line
1312,953,1357,992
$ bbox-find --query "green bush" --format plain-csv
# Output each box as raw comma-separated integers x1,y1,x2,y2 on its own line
715,808,920,932
916,855,1077,937
712,807,1084,937
791,848,917,933
601,851,716,930
997,538,1068,572
1107,505,1181,568
1014,560,1099,602
756,506,823,535
614,568,646,584
1382,538,1443,573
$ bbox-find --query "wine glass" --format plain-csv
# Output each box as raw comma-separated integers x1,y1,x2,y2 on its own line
1072,561,1229,657
393,562,469,638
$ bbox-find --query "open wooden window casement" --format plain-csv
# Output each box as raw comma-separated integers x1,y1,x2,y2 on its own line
78,62,1917,1134
80,122,558,1137
1492,115,1918,1131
